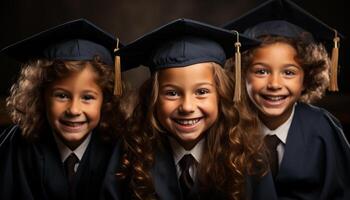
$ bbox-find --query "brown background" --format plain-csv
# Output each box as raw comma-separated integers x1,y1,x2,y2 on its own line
0,0,349,139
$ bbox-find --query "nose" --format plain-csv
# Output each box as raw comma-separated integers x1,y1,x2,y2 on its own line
65,98,82,116
178,95,195,114
267,73,282,90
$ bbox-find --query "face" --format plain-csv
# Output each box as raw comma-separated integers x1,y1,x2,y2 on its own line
45,64,103,150
246,42,304,129
156,63,219,150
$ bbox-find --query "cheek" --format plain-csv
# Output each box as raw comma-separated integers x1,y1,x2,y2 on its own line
246,76,264,94
202,95,219,118
155,102,171,131
45,99,61,119
287,75,304,93
295,80,305,95
156,99,175,118
245,78,256,97
88,103,103,121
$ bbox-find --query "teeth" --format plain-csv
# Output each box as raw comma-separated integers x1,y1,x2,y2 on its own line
175,118,200,125
62,121,85,127
265,96,285,101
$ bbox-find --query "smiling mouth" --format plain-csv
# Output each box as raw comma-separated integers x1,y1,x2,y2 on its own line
60,120,86,127
173,118,202,126
261,95,287,101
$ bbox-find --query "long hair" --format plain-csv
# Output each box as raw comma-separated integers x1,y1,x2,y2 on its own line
6,57,126,141
119,63,267,200
241,35,331,103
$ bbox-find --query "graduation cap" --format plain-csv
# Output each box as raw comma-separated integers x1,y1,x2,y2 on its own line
223,0,343,91
117,18,260,101
1,18,125,96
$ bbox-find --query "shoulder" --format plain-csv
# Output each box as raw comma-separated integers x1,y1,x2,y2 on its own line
0,125,22,148
295,102,349,145
0,125,27,166
295,102,342,127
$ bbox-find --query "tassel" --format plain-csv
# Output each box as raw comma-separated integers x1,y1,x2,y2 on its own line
233,31,242,102
329,30,340,92
114,38,122,96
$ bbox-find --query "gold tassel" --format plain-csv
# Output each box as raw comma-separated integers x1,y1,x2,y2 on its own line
114,38,122,96
233,31,242,102
329,29,340,92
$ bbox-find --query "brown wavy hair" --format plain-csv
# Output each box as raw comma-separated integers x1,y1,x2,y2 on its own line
241,35,331,103
118,63,268,200
6,57,126,141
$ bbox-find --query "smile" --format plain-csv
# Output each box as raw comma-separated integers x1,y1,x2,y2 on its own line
60,120,86,127
260,94,288,107
261,95,287,101
173,118,202,126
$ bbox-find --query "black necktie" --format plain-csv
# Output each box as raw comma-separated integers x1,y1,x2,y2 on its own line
64,153,79,186
264,135,281,179
179,154,197,199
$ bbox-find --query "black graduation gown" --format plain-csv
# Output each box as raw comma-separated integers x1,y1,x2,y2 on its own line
0,125,115,200
101,138,278,200
274,102,350,200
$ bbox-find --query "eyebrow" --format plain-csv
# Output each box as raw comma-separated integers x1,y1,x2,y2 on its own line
51,87,101,95
160,81,215,88
251,62,301,68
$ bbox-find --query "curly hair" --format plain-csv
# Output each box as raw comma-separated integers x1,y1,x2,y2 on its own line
241,35,331,103
6,57,126,141
118,63,268,200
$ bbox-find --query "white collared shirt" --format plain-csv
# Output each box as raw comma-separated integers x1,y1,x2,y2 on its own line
53,132,92,172
261,103,296,166
168,137,204,180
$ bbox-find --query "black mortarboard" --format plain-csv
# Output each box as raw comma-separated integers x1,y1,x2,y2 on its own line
223,0,343,42
1,18,125,95
223,0,343,91
1,18,118,66
118,18,260,101
119,18,259,71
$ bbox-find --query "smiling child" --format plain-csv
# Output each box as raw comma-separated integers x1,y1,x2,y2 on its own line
0,19,126,200
224,0,350,199
101,18,277,200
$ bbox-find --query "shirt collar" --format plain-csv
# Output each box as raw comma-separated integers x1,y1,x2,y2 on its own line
261,103,296,144
168,136,205,165
53,132,92,162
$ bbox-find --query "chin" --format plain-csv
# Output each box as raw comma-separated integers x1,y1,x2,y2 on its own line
179,132,203,142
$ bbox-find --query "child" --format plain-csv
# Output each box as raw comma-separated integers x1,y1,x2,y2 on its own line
101,18,277,200
223,0,350,199
0,19,126,200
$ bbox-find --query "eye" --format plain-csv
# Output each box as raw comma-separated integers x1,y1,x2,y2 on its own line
250,64,270,77
254,68,269,75
165,90,179,97
82,94,96,102
283,70,296,76
53,92,69,101
195,88,210,95
282,66,301,78
161,89,180,100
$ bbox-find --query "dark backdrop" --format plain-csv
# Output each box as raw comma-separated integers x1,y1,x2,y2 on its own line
0,0,348,139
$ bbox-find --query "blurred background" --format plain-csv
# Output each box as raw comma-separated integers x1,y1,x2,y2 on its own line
0,0,348,140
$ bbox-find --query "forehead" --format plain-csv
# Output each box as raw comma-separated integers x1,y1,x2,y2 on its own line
157,62,215,86
54,61,99,77
254,42,297,56
49,64,100,89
